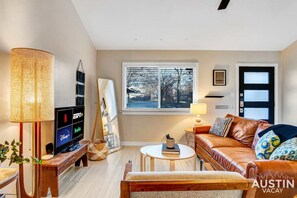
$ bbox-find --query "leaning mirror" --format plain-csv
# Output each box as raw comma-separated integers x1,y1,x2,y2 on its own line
98,78,121,153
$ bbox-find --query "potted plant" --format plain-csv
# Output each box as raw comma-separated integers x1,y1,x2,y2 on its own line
0,140,41,165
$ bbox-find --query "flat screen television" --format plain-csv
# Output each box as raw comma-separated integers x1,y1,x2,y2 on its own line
54,106,84,155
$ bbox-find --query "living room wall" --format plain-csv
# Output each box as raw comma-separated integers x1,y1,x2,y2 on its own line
97,50,281,145
282,40,297,125
0,0,96,193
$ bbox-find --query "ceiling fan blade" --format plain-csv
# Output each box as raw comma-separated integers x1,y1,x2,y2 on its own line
218,0,230,10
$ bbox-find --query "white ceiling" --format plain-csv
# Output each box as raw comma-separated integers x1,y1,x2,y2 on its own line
72,0,297,51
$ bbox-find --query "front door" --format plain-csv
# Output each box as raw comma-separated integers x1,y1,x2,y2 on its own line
239,67,275,124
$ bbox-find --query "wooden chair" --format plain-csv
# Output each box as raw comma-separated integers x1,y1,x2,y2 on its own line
121,162,256,198
0,168,19,197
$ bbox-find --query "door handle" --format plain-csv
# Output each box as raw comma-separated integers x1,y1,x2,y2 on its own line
240,101,244,107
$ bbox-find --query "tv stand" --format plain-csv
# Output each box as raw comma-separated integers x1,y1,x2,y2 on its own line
41,141,88,197
62,142,81,153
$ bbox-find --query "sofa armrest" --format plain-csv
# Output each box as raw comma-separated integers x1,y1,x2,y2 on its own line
246,160,297,179
193,125,211,135
246,160,297,197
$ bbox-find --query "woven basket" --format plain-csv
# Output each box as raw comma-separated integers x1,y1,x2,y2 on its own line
88,139,108,161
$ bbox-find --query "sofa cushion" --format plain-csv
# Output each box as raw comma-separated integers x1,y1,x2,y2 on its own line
209,117,234,137
225,114,267,147
269,137,297,161
126,171,245,181
211,147,256,176
195,134,247,155
255,130,280,159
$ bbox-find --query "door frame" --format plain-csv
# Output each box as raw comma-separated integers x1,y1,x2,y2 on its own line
235,63,279,123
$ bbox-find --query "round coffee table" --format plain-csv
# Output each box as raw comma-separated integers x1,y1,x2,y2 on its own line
139,145,155,171
145,144,196,171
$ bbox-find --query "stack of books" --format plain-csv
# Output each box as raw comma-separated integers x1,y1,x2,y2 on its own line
161,143,180,155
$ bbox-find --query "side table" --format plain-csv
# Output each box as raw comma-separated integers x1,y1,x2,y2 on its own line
0,168,19,197
184,128,195,149
41,142,88,197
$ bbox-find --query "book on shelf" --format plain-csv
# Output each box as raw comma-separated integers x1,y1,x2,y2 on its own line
161,143,180,155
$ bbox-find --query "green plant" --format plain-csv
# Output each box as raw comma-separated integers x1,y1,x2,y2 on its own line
0,140,41,166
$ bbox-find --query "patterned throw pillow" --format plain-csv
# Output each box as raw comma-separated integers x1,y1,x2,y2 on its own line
255,130,280,159
209,117,234,137
269,137,297,161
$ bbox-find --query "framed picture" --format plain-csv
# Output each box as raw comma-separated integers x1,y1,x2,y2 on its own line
213,69,226,86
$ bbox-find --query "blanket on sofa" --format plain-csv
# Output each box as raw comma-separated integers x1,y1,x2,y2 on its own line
258,124,297,142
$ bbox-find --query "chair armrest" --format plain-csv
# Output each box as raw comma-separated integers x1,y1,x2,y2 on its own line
193,125,211,135
123,161,132,180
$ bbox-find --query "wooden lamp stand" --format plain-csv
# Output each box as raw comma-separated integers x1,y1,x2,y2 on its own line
19,122,42,198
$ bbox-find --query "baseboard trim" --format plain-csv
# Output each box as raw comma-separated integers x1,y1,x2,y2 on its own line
121,141,163,146
121,141,187,146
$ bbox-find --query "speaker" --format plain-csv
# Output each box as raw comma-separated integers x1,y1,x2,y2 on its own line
46,143,53,154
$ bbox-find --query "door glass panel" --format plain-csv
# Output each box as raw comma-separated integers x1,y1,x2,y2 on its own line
244,90,269,102
244,72,269,84
245,108,269,120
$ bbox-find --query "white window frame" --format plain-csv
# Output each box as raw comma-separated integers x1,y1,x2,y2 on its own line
122,62,198,115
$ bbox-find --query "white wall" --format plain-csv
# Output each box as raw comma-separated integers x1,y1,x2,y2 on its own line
282,40,297,125
97,50,281,145
0,0,97,194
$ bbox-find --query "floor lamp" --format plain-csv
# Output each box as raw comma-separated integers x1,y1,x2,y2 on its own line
10,48,54,198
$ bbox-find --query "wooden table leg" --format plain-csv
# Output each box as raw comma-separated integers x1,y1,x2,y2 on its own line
41,169,59,197
170,160,175,171
75,154,88,167
200,159,204,171
150,157,155,171
81,154,88,167
143,156,148,171
16,177,20,198
193,156,197,171
140,153,143,171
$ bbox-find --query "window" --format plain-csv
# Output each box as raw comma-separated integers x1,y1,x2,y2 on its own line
122,62,197,113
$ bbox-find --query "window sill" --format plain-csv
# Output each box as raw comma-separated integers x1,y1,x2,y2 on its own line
121,110,191,116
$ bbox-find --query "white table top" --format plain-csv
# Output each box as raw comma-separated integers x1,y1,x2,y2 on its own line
145,144,195,160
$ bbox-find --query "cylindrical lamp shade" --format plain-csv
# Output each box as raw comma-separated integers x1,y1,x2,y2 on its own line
190,103,207,115
10,48,54,122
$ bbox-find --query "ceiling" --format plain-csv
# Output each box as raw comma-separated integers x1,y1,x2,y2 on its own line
72,0,297,51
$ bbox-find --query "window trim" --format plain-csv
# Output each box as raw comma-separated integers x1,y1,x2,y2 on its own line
122,62,198,115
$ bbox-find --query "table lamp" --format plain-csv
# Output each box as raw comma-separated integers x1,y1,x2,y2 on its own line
190,103,207,126
10,48,54,198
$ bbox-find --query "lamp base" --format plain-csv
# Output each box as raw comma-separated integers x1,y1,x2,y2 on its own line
195,118,202,126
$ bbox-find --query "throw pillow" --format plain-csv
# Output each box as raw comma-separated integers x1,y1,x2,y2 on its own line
255,130,281,159
209,117,234,137
269,137,297,161
252,123,273,149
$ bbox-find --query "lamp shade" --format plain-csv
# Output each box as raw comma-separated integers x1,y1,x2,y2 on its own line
190,103,207,115
10,48,54,122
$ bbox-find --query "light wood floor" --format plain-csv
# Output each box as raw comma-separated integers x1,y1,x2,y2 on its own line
47,146,202,198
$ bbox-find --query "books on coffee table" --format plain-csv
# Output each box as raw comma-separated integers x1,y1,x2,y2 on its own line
162,143,180,155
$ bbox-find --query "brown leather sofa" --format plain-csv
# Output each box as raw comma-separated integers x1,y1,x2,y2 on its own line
194,114,297,198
